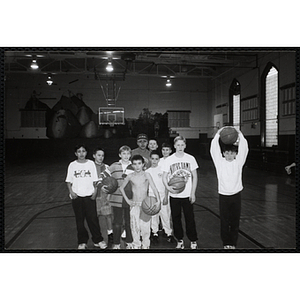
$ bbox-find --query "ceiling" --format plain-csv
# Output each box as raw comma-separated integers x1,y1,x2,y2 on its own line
4,49,260,80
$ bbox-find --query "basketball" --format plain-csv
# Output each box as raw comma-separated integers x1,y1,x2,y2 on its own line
102,176,118,194
168,176,186,193
220,127,238,144
141,196,161,215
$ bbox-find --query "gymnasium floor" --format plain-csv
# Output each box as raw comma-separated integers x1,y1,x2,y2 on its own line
4,154,296,251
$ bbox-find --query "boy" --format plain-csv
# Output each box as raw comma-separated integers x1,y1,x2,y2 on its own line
108,145,134,249
159,142,172,166
146,150,174,245
65,144,107,250
148,138,159,152
131,133,151,169
120,155,161,249
162,136,199,250
93,147,113,245
210,127,249,249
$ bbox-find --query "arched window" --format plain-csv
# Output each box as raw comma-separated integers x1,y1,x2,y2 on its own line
262,65,278,147
229,79,241,130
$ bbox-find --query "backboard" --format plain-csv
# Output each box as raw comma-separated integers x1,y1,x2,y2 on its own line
99,107,125,125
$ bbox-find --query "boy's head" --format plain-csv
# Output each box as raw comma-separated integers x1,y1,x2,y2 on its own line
161,142,172,158
131,154,145,172
136,133,148,150
173,135,186,153
219,141,238,162
93,147,105,164
150,150,160,167
148,138,158,151
119,145,131,163
74,144,87,160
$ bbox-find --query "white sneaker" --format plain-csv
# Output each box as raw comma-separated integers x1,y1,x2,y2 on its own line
121,230,126,239
126,243,134,249
176,240,184,249
112,244,121,249
94,241,107,249
224,245,236,249
190,241,198,249
78,243,87,249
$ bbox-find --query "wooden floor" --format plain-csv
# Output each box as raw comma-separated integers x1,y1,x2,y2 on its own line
4,154,296,251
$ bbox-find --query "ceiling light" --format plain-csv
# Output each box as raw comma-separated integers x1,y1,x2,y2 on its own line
106,61,113,72
166,78,172,87
30,59,39,70
46,74,53,85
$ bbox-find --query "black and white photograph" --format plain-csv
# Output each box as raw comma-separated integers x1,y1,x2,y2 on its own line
2,48,297,251
0,3,299,299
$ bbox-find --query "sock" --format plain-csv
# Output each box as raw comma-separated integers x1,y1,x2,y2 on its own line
107,229,113,235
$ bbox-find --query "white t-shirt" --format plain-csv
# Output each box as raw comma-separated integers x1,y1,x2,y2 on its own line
146,165,165,199
65,160,98,197
161,153,199,198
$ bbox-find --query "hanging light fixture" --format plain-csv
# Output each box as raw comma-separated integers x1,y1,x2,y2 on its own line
46,74,53,85
166,78,172,87
30,59,39,70
106,59,114,72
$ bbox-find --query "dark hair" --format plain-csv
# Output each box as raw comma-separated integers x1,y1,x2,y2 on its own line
74,144,87,152
148,138,158,143
150,150,160,157
131,154,144,163
161,142,172,149
219,139,238,155
93,147,105,155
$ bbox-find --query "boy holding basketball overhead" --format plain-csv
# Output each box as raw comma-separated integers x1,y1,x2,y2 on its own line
108,145,135,249
120,154,161,249
210,126,249,249
162,136,199,249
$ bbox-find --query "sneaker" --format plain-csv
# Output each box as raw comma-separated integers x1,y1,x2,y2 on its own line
94,241,107,249
175,240,184,249
167,235,175,243
126,243,134,249
190,241,198,250
112,244,121,249
224,245,236,249
108,233,114,244
121,230,126,239
78,243,87,249
151,234,159,245
141,245,150,249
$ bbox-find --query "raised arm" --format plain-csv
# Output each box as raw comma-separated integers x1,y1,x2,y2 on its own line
210,129,223,164
236,130,249,165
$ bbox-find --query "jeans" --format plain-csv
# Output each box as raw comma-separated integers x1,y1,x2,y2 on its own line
72,196,103,245
112,206,133,244
170,196,198,242
219,192,241,247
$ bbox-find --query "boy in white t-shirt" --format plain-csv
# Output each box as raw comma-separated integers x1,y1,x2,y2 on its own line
162,136,199,250
146,150,174,246
65,144,107,250
210,127,248,249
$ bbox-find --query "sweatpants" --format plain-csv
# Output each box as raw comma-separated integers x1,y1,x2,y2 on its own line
72,196,104,245
219,192,241,247
130,204,151,249
170,196,198,242
112,206,133,245
151,196,172,236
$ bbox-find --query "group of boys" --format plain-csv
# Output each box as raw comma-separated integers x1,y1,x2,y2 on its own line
66,127,249,250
